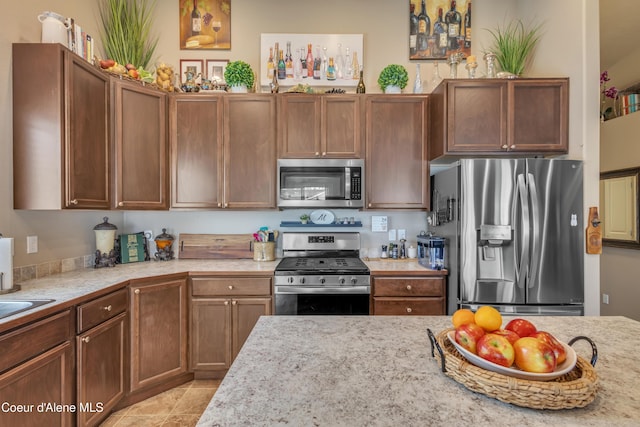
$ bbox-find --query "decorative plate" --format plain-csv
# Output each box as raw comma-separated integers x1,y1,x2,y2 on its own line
309,210,335,225
446,331,577,381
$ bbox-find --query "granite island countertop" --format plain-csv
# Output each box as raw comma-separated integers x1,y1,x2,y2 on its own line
197,315,640,427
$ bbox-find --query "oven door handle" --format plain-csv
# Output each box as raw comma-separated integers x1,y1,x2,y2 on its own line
275,286,370,295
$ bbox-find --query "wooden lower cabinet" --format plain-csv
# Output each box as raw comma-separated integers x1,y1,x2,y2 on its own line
372,276,446,315
129,276,189,395
0,310,74,427
190,276,272,375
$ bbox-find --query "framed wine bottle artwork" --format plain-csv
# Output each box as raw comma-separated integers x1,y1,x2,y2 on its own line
409,0,472,60
179,0,231,50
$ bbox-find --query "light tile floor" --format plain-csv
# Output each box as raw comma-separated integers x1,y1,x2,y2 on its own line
100,379,221,427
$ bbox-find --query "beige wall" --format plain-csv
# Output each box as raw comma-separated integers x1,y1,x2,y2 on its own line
1,1,602,314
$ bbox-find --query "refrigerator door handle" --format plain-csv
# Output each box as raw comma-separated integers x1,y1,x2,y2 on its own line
516,173,530,289
527,173,541,288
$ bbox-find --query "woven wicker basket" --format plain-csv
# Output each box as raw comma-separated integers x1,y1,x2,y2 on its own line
427,328,599,410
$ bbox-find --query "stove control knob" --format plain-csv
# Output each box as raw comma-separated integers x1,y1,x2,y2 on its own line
319,277,326,284
339,277,346,285
299,277,305,284
287,277,294,284
350,277,357,285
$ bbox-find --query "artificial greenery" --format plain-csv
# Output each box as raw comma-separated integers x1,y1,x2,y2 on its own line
487,19,543,76
300,214,310,220
377,64,409,90
224,61,255,88
98,0,158,69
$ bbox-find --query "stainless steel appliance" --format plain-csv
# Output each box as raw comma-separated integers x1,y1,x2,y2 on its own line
277,159,363,208
274,232,370,315
432,158,584,315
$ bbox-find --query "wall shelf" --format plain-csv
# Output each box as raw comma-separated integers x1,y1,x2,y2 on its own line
280,221,362,227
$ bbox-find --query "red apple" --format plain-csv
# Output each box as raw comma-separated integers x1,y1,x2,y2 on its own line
125,63,137,71
513,337,557,373
455,323,485,354
99,59,115,69
505,318,537,338
492,328,520,345
476,333,515,367
530,331,567,364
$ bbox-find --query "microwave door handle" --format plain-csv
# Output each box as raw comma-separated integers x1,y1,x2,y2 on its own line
345,167,351,200
527,173,541,288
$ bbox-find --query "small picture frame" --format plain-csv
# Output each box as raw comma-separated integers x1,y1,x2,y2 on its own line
179,59,204,84
206,59,229,84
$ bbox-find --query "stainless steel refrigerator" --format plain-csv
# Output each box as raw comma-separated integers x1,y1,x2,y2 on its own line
432,158,584,315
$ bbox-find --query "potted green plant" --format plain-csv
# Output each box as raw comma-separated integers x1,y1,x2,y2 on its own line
377,64,408,93
98,0,158,69
300,214,310,224
224,60,255,93
487,19,543,77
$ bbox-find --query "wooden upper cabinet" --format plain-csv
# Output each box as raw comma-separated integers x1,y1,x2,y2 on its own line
224,95,277,209
13,43,110,210
429,78,568,160
112,80,169,210
278,94,362,158
365,95,429,210
170,95,224,209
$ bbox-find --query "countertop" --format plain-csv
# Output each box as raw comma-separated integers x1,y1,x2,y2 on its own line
197,315,640,427
0,258,442,330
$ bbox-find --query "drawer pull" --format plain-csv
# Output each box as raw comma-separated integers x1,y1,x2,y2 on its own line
134,289,140,294
406,307,412,313
232,300,237,305
406,285,412,291
228,285,233,290
102,305,112,312
82,336,90,343
224,301,229,305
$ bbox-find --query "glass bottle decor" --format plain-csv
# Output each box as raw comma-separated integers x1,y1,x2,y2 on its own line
413,63,423,93
484,52,497,78
465,54,478,79
431,61,443,88
356,68,366,93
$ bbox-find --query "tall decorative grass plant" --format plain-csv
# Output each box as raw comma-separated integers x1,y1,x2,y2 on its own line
487,20,543,77
98,0,158,69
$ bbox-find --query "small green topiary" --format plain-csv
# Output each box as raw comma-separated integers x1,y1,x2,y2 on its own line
377,64,409,90
224,60,255,88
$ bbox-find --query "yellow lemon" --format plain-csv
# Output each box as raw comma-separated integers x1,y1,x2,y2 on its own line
474,305,502,332
452,308,476,328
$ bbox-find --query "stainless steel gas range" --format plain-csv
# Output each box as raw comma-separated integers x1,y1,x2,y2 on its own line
274,232,370,315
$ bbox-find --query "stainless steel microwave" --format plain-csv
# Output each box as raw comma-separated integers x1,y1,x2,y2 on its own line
277,159,364,208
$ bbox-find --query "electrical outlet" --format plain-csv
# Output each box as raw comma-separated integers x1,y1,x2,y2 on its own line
398,229,406,240
27,235,38,254
388,229,397,241
602,293,609,304
143,230,154,241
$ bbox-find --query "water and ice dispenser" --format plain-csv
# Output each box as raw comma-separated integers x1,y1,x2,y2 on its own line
474,224,516,303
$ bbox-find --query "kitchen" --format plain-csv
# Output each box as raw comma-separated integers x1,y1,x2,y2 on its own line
0,0,622,426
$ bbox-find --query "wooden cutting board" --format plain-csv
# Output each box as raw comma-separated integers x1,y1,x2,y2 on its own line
179,234,254,259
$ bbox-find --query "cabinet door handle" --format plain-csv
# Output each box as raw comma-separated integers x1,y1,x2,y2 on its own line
510,144,516,149
224,301,229,305
232,300,237,305
501,144,508,149
321,152,326,156
406,285,412,291
82,336,90,343
217,202,222,208
118,202,124,207
228,285,233,290
102,305,112,312
69,199,78,205
224,203,228,208
315,152,320,156
368,203,372,208
134,289,140,294
406,307,413,313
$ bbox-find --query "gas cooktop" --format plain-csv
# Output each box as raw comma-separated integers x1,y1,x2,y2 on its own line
275,256,369,275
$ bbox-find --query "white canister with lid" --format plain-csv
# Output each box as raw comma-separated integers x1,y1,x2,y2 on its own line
37,11,70,46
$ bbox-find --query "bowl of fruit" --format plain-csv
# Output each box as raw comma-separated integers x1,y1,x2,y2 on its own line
427,306,599,409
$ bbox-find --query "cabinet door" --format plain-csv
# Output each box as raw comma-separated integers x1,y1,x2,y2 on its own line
509,79,568,152
0,342,74,427
130,278,188,391
232,297,272,360
224,95,277,209
365,95,429,209
278,94,321,158
77,313,126,427
323,95,362,158
113,80,168,209
170,95,224,208
65,53,111,209
190,298,232,371
446,81,507,152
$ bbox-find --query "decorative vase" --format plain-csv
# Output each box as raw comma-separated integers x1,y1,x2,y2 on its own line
384,85,401,94
230,84,248,93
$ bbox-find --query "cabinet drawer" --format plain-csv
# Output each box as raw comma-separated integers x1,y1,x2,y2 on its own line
0,309,73,372
373,277,444,297
373,297,445,315
191,277,272,297
77,288,127,333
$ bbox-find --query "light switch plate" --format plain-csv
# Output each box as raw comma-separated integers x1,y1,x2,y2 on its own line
27,235,38,254
388,229,396,241
398,229,406,240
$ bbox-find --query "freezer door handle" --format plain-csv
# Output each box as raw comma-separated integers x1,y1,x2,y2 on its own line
527,173,541,288
516,174,530,289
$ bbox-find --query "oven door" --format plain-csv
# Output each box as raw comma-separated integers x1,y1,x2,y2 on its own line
275,286,370,315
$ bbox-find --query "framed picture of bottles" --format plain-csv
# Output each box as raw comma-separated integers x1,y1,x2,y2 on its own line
260,34,364,89
410,0,471,60
179,0,231,50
